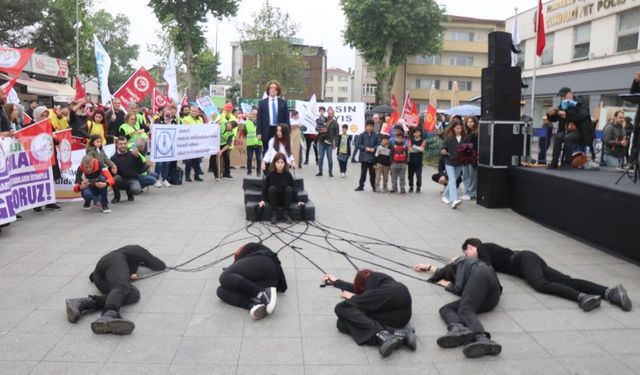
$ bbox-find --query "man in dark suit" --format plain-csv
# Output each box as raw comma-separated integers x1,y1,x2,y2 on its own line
628,71,640,166
256,80,290,148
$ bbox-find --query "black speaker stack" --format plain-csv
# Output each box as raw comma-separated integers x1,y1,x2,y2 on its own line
477,31,524,209
243,176,316,221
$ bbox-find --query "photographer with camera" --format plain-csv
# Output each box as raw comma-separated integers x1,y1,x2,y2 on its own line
73,154,116,213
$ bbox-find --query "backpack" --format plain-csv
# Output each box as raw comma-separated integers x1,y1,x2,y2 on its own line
169,167,184,185
392,142,407,163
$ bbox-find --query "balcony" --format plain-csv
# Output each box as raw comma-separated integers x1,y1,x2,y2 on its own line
407,88,480,101
442,40,488,54
406,64,482,78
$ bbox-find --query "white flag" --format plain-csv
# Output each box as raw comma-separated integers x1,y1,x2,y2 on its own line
511,15,520,67
94,35,112,104
163,48,179,104
300,94,317,134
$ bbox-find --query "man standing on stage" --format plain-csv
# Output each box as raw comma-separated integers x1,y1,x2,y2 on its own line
256,80,290,147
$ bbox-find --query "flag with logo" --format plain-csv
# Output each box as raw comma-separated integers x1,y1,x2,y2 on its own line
424,104,437,133
112,66,156,111
0,48,34,76
152,87,171,113
15,118,54,172
94,35,112,104
401,92,419,127
54,129,73,170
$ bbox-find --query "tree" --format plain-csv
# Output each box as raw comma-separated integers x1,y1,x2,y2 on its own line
341,0,447,104
226,83,241,105
148,0,239,100
239,1,307,99
195,48,220,93
0,0,46,47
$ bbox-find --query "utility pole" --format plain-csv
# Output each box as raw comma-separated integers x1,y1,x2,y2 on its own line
75,0,80,78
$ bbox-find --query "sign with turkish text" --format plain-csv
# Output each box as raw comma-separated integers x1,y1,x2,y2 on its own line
28,53,69,78
295,99,365,135
149,123,220,162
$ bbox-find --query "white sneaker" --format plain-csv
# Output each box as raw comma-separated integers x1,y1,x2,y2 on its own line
452,200,462,209
249,304,267,320
154,180,163,188
461,194,471,201
341,173,345,178
441,196,451,205
162,180,172,188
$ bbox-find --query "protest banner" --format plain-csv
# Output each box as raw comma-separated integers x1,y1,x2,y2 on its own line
295,99,365,135
54,144,115,202
15,119,54,172
112,66,156,111
196,96,220,120
149,123,220,163
0,137,56,225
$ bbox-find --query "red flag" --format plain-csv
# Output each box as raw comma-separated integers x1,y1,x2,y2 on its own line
22,112,32,126
15,118,54,172
180,92,188,107
112,66,156,111
2,76,18,96
401,92,419,127
391,94,398,113
74,76,86,99
424,105,437,133
0,48,34,76
54,129,73,170
536,0,546,57
152,87,171,113
71,136,87,151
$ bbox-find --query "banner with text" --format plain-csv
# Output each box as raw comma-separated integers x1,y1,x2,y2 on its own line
0,137,56,225
295,100,365,135
54,144,115,202
149,123,220,162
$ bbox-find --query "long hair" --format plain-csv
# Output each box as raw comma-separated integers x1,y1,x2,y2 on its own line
87,134,103,149
269,152,290,173
463,116,478,135
273,124,291,156
444,118,466,140
264,80,282,96
353,269,372,294
3,104,16,123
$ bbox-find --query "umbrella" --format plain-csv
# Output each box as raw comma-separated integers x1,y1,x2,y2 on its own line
429,84,437,108
371,104,393,114
451,81,460,108
445,104,481,117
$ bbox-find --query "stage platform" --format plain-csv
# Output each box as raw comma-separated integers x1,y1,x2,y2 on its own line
510,167,640,262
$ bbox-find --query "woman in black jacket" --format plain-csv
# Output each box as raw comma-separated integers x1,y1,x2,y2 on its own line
258,152,304,224
323,270,416,358
217,242,287,320
440,118,466,209
461,116,479,200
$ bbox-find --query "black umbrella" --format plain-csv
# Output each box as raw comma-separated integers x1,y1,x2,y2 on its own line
371,105,393,114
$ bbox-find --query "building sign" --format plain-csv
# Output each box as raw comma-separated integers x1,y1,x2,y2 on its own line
26,53,69,79
543,0,639,30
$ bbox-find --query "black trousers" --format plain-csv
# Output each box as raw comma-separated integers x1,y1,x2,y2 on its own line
358,162,375,189
338,160,348,173
247,145,262,174
408,161,423,188
113,176,142,200
211,151,231,178
305,135,318,163
516,251,607,301
335,283,412,345
91,257,140,312
267,185,293,210
551,131,582,165
216,255,279,309
439,264,501,335
185,158,203,178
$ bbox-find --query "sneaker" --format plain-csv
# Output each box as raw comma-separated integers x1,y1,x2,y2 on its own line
127,195,134,202
441,196,451,205
329,173,334,177
194,176,204,182
416,187,421,193
408,187,413,193
462,334,502,358
578,294,601,312
257,287,277,314
33,207,43,214
215,177,221,181
223,176,235,180
437,323,475,348
111,197,120,204
461,194,471,201
354,186,364,191
247,171,252,176
102,204,111,213
452,200,462,209
607,285,632,311
83,201,91,210
46,204,61,211
400,188,406,194
185,176,192,182
162,180,172,188
315,173,322,177
249,303,267,320
341,173,346,178
154,180,163,188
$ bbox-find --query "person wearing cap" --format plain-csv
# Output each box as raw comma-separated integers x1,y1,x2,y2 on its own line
256,80,290,148
547,87,594,169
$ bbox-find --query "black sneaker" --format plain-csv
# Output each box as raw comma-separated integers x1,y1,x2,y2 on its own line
83,201,91,210
375,330,404,358
607,285,632,311
547,161,558,170
194,176,204,181
408,187,414,193
102,204,111,214
329,173,334,177
354,186,364,191
462,334,502,358
315,173,322,177
185,176,193,182
578,294,601,312
33,207,43,213
111,197,120,204
91,310,135,335
257,287,277,314
127,194,134,202
400,188,406,194
46,204,61,211
416,187,421,193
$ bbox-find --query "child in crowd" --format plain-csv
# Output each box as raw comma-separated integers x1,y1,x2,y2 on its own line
390,125,409,194
374,135,391,193
407,127,426,193
337,124,352,178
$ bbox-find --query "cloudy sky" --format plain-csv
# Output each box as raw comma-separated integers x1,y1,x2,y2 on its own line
97,0,537,76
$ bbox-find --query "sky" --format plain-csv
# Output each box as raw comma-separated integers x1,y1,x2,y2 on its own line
97,0,538,77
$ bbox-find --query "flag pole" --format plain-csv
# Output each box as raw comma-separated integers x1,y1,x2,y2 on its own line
530,8,538,121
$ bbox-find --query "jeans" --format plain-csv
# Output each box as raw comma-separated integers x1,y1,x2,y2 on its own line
317,141,333,175
247,145,262,175
462,164,477,199
139,173,158,188
444,164,463,201
154,162,169,181
603,154,623,167
81,176,108,206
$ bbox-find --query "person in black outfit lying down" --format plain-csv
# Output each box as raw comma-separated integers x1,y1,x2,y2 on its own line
217,242,287,320
323,270,416,358
258,152,305,224
461,238,632,312
65,245,166,335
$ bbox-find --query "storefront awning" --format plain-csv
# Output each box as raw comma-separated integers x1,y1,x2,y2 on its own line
1,74,75,97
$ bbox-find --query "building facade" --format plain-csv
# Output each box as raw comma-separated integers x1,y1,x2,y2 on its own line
354,15,504,113
508,0,640,125
231,40,327,101
325,67,355,103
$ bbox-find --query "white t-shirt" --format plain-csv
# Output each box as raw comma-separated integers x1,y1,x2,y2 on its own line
263,137,295,165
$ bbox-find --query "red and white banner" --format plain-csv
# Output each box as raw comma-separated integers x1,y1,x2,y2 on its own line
15,118,54,172
152,87,171,113
112,66,156,111
0,48,34,76
54,129,73,170
401,92,419,127
424,104,437,133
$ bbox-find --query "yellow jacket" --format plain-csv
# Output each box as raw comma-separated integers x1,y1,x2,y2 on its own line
87,120,107,144
49,110,69,131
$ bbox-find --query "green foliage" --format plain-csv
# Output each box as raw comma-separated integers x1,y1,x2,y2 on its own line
341,0,447,104
226,83,241,105
0,0,47,47
195,48,220,92
239,1,307,99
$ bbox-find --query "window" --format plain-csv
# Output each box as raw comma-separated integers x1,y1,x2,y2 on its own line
366,103,375,111
448,31,475,42
437,100,451,109
338,97,348,103
339,87,348,93
338,75,349,82
617,8,640,52
448,81,473,91
326,87,333,93
415,79,440,89
449,55,474,66
573,23,591,60
362,83,376,96
415,55,441,65
366,68,375,78
327,75,334,81
541,33,554,66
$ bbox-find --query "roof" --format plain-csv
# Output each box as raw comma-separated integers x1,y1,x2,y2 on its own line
327,67,350,75
447,15,506,27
